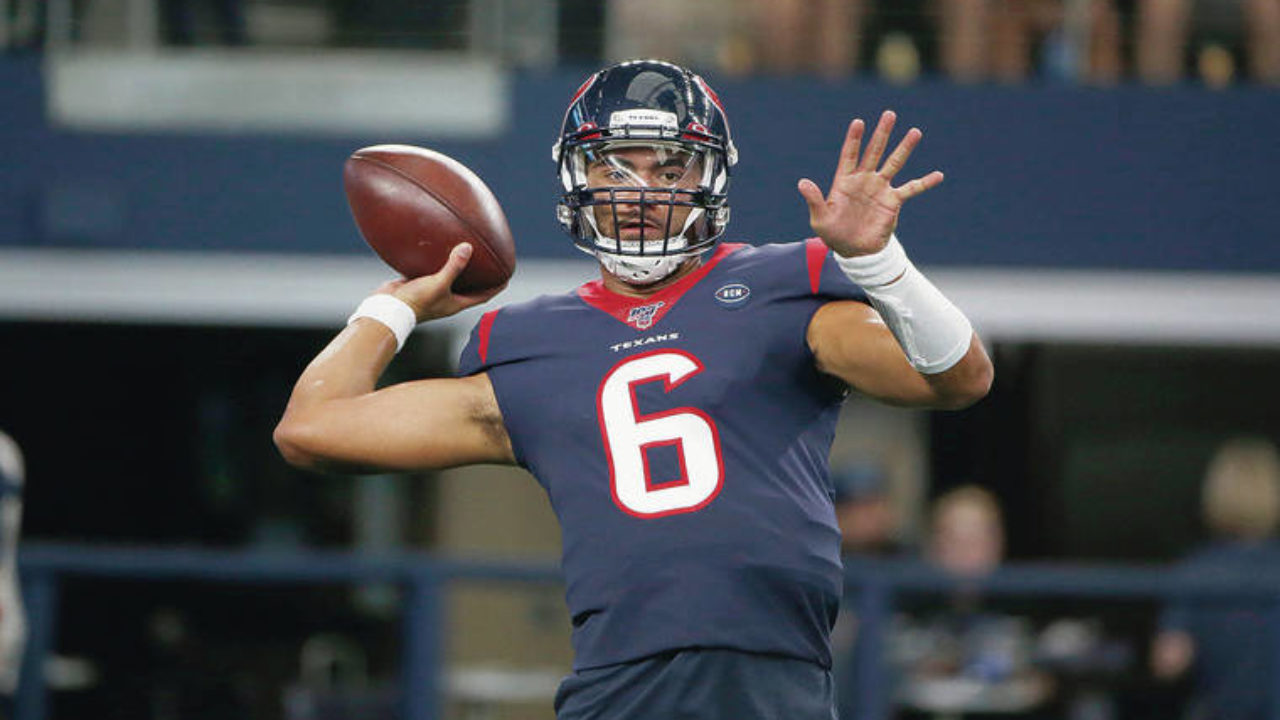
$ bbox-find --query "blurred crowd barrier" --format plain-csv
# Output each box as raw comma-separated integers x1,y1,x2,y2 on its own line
12,543,1280,720
2,0,1278,86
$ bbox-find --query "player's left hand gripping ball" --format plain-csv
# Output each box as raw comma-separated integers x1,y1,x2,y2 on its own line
343,145,516,293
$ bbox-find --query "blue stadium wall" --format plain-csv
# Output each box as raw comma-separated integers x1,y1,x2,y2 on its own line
2,55,1277,272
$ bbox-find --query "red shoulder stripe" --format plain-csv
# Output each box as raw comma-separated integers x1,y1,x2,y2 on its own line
805,237,828,294
477,309,500,364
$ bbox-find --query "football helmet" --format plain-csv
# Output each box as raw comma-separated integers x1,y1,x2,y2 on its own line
553,60,737,285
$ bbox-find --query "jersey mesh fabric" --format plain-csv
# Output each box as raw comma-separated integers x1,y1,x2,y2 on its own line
458,239,867,670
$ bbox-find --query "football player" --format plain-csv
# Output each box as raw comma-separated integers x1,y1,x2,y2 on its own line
275,59,993,719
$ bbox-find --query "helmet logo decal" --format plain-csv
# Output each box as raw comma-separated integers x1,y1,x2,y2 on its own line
626,301,666,330
607,109,678,131
682,122,710,141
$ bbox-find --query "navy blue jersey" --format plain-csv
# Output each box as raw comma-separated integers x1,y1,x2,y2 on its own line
554,648,836,720
458,239,868,670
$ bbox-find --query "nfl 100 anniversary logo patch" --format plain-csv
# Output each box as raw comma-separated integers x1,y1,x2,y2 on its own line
713,282,750,308
626,301,665,329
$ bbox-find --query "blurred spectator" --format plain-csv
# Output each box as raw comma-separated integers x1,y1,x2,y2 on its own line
830,462,911,719
935,0,1123,83
748,0,869,76
832,463,909,557
927,484,1005,578
893,485,1055,719
604,0,753,75
1135,0,1280,85
743,0,926,81
0,431,26,706
743,0,933,82
1151,436,1280,720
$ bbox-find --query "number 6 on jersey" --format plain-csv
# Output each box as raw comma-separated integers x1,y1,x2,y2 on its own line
597,350,724,518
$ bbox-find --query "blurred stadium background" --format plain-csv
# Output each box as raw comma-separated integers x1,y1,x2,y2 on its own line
0,0,1279,718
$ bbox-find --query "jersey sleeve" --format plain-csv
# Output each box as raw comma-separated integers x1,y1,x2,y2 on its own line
455,305,535,468
738,238,868,304
457,308,502,377
803,236,870,304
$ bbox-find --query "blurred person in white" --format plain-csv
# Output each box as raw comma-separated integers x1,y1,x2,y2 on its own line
1151,437,1280,720
936,0,1123,83
1135,0,1280,85
0,431,25,703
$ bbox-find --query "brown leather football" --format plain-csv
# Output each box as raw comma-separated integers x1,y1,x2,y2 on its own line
343,145,515,293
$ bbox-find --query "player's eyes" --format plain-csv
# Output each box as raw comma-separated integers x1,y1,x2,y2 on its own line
588,163,688,186
587,166,627,183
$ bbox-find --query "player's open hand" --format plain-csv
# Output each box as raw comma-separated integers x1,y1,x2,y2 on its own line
798,110,944,258
381,243,506,322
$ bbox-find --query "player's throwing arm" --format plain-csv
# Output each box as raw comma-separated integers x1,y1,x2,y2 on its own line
274,243,516,474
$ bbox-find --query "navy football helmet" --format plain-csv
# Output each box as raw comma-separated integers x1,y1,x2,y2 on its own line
553,60,737,284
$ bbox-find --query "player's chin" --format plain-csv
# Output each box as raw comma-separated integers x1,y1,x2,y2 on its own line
616,227,667,244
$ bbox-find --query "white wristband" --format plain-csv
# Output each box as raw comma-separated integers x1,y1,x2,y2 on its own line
832,234,910,288
347,294,418,352
834,236,973,374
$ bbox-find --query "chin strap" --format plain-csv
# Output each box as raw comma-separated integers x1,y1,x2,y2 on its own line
597,251,689,285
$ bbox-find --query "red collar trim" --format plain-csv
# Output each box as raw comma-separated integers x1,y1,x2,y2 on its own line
576,243,745,330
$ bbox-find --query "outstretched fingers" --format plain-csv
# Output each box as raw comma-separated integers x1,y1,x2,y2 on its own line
877,121,942,200
880,127,923,181
818,112,943,213
832,118,866,184
797,177,829,224
895,170,945,201
859,110,897,172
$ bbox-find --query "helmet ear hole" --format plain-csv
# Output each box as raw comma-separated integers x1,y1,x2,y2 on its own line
713,206,731,232
556,203,574,232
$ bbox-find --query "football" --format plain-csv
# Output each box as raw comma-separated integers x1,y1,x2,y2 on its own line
343,144,515,293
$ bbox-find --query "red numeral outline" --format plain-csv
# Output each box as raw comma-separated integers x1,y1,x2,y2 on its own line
596,349,724,518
